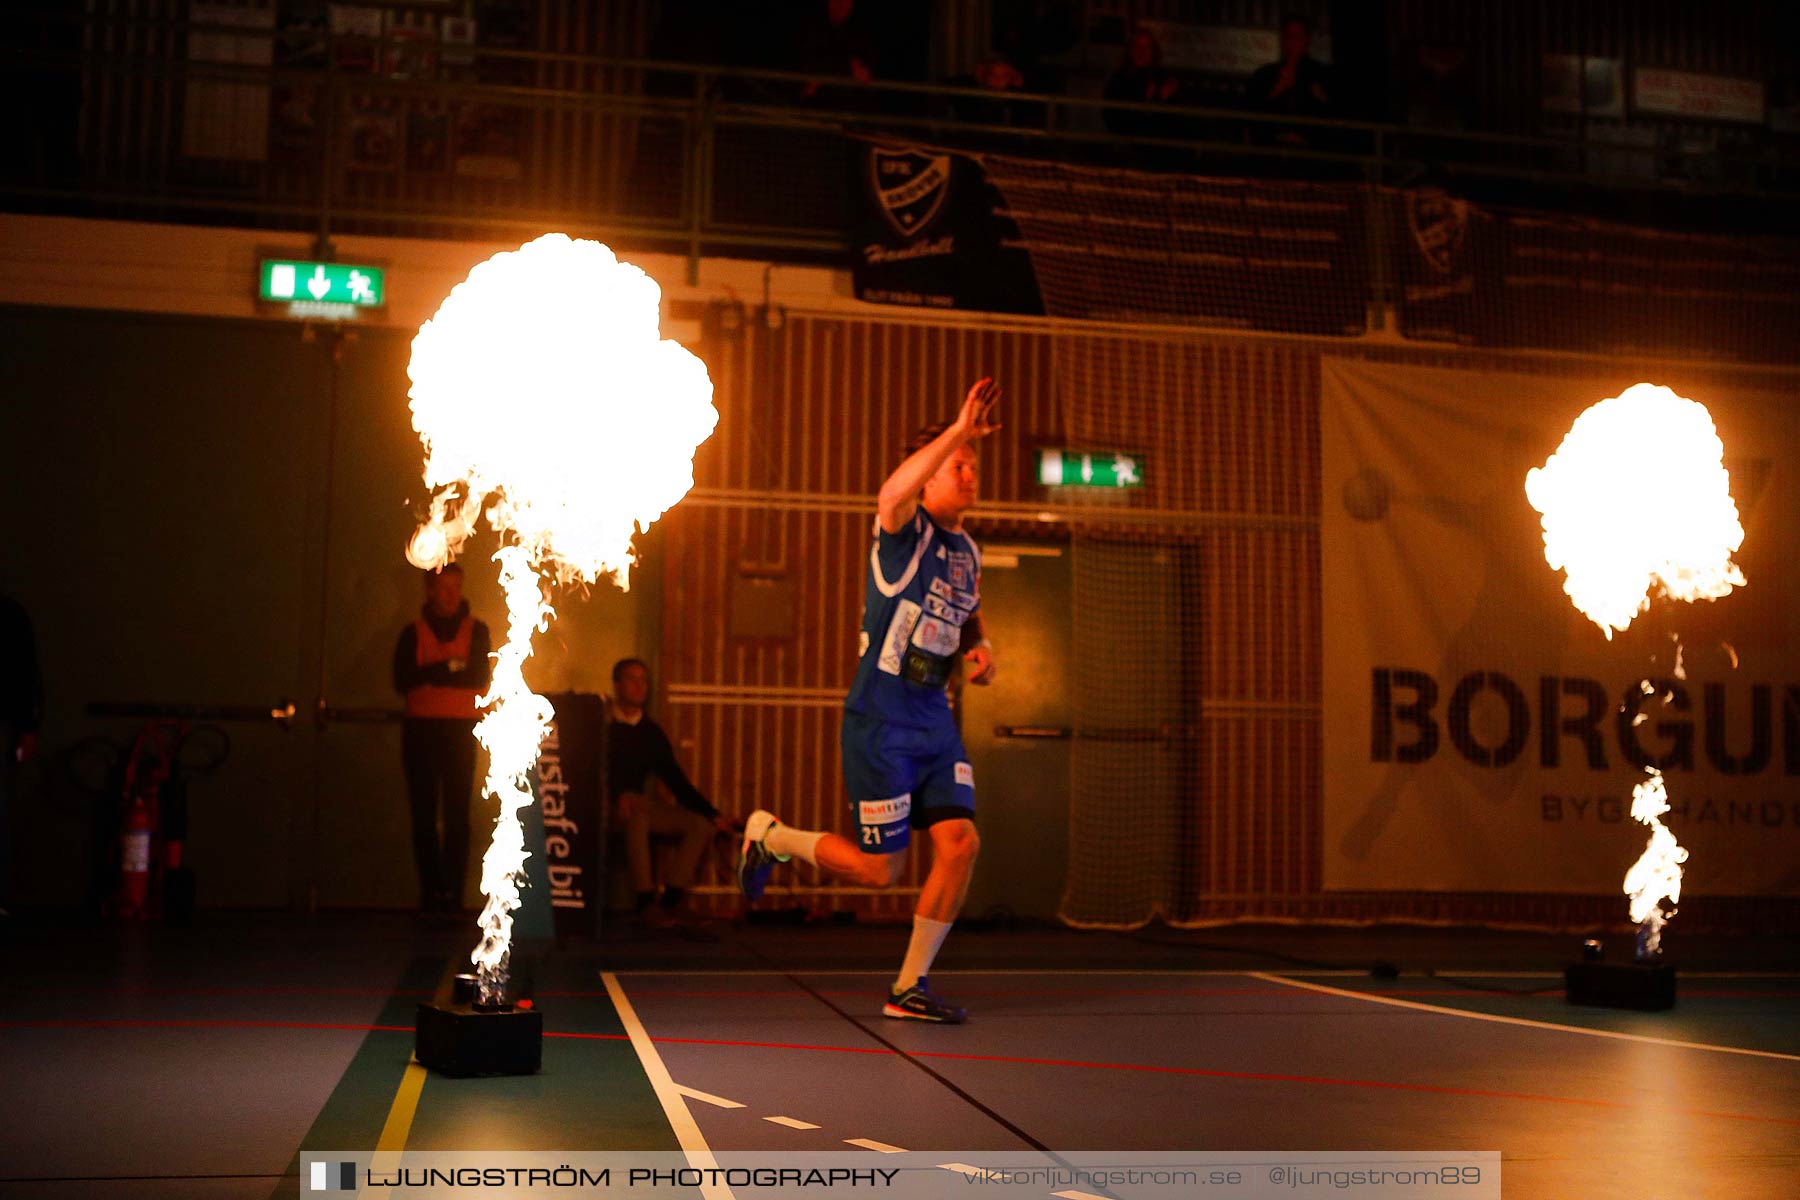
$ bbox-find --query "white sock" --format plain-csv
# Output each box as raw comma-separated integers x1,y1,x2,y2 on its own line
895,915,954,992
762,822,826,866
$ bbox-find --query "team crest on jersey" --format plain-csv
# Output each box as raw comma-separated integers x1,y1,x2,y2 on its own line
947,552,974,591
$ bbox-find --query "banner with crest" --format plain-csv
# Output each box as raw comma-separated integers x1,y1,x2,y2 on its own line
1394,189,1800,364
851,140,1043,314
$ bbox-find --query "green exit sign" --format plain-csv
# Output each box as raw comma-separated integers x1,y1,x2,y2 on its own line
1038,448,1144,489
259,259,385,308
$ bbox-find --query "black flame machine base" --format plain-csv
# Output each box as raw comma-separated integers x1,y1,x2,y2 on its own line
1564,960,1677,1012
415,974,542,1077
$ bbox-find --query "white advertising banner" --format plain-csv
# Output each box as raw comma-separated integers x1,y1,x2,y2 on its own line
1632,67,1765,124
1321,359,1799,895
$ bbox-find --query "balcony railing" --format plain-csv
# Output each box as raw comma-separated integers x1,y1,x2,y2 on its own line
6,9,1798,274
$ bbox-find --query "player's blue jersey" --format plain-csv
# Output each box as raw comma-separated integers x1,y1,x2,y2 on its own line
844,507,981,731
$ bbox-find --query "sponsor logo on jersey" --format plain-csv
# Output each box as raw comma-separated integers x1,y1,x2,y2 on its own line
912,614,961,656
952,590,979,612
954,762,974,788
860,795,912,825
929,578,953,601
878,600,922,676
922,593,957,621
948,552,974,590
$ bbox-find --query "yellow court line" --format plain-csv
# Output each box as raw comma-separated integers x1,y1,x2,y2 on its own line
352,1054,427,1197
368,958,459,1177
370,1055,429,1173
1250,972,1800,1062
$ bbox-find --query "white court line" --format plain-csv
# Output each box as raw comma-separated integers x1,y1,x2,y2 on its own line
611,967,1800,979
601,973,735,1200
1415,971,1800,981
610,968,1375,978
845,1138,907,1153
763,1116,822,1130
1250,972,1800,1063
1610,972,1800,980
674,1085,746,1110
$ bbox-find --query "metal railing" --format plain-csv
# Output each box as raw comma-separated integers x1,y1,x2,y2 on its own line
6,10,1798,276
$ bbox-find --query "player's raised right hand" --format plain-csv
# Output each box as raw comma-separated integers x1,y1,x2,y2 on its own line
955,377,1002,441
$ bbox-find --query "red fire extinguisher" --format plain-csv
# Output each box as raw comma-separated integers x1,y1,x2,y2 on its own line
107,719,219,922
118,790,156,919
113,721,177,921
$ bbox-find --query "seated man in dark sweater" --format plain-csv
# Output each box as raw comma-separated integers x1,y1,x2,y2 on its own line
608,658,735,924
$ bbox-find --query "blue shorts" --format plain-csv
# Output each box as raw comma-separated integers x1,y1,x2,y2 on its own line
840,711,975,855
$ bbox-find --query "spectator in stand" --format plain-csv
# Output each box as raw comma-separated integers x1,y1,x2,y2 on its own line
392,564,492,915
796,0,876,105
992,0,1079,93
1103,27,1181,138
1245,13,1333,144
0,591,42,919
947,51,1040,128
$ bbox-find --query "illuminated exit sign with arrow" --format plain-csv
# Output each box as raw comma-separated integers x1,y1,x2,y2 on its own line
1037,448,1145,489
258,258,386,316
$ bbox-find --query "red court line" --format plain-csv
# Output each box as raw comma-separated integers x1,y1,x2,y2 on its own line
14,986,438,1000
629,1032,1800,1129
0,1020,869,1059
547,987,1330,999
545,985,1800,1001
607,1032,890,1055
15,983,1798,1001
905,1048,1800,1127
8,1018,1794,1129
0,1019,417,1033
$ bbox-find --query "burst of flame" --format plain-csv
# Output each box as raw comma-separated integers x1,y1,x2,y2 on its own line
406,234,717,1003
468,545,554,987
1524,383,1744,639
1623,768,1688,959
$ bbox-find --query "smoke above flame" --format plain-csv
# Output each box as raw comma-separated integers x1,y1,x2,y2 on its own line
406,234,718,1002
1524,383,1744,639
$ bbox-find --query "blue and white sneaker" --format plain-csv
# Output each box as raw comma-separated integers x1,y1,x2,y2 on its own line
737,809,787,900
883,976,967,1024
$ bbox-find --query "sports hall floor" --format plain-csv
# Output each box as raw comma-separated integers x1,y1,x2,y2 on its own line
3,912,1796,1199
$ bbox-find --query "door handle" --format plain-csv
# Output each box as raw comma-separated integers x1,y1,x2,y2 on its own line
992,725,1184,742
90,700,298,729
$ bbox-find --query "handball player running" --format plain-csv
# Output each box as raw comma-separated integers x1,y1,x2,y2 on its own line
738,378,1001,1023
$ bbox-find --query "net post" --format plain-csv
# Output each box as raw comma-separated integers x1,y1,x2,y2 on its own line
1363,132,1391,337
